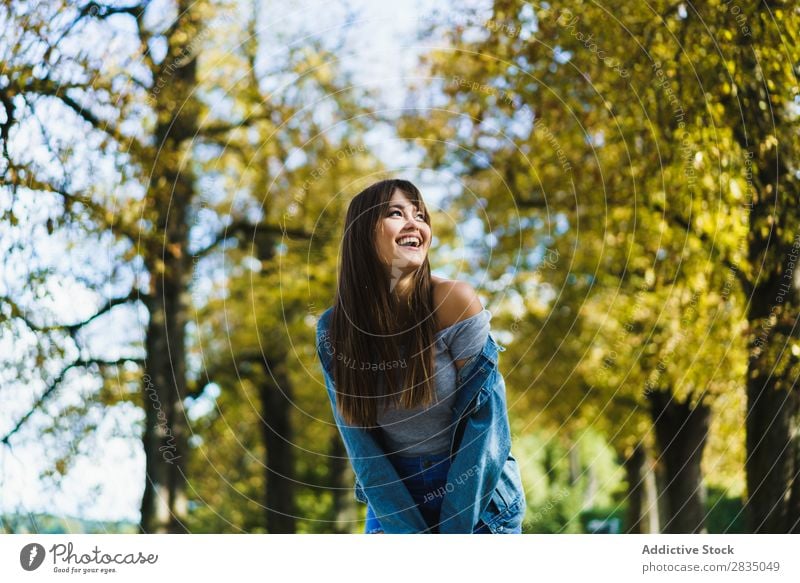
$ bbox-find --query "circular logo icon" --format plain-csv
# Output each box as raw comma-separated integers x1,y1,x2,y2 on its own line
20,543,46,571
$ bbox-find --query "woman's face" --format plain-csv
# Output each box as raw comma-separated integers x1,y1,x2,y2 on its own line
374,189,431,275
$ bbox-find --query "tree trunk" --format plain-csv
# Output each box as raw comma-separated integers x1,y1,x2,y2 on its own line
259,357,296,533
139,269,190,533
138,143,193,534
741,186,800,533
728,15,800,534
623,442,659,533
745,371,792,532
743,252,799,533
741,152,799,532
648,389,710,533
138,0,201,533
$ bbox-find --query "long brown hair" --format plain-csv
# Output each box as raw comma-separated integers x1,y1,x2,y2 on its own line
329,178,437,428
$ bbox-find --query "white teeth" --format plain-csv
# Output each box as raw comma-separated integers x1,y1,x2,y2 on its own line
396,236,420,247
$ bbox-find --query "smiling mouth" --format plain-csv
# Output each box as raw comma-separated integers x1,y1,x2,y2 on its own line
396,235,423,249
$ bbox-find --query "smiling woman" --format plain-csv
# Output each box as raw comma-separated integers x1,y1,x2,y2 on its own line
316,178,526,534
374,188,433,307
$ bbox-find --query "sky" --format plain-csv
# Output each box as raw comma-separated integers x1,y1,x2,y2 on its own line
0,0,495,525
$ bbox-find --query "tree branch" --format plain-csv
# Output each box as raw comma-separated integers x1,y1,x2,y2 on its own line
24,76,146,161
14,171,140,243
516,191,550,209
77,1,145,21
193,219,313,259
0,357,145,446
197,112,272,138
65,289,147,336
3,289,145,337
0,86,15,164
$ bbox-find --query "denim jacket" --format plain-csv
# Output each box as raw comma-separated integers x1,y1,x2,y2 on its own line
315,306,526,533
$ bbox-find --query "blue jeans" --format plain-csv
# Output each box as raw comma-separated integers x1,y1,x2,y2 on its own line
364,451,520,534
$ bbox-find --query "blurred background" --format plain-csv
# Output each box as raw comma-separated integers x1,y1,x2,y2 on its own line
1,0,798,534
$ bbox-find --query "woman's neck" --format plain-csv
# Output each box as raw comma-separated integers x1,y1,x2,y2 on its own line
391,275,414,317
391,273,415,299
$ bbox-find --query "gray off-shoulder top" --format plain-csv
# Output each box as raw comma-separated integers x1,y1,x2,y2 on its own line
375,308,492,456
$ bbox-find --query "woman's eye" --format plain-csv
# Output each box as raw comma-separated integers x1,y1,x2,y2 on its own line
387,209,424,220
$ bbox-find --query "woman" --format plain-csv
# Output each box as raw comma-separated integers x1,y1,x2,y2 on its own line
315,178,525,534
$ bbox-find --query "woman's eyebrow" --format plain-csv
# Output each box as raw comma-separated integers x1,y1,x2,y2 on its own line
388,203,420,211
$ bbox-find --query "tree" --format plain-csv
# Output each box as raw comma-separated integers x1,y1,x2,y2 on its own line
179,3,383,532
0,0,371,532
395,0,770,532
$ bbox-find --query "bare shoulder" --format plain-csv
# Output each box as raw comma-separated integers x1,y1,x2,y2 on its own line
431,277,484,332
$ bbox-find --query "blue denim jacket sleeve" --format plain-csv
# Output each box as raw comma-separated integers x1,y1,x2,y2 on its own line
316,317,430,533
438,336,512,533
